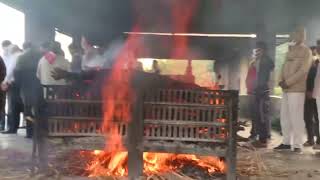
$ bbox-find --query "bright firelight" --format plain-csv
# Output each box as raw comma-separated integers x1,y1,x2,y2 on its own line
86,151,226,177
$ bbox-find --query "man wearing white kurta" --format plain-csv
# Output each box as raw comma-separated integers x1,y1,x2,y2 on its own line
275,27,312,152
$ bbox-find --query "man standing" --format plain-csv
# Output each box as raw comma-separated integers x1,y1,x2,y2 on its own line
0,56,5,131
1,40,12,66
0,40,11,131
151,60,161,74
275,27,312,152
303,46,319,146
14,42,43,138
246,41,274,147
311,41,320,150
1,44,23,134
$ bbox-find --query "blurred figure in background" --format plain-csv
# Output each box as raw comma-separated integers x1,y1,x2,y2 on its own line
303,46,319,147
246,57,258,141
81,36,105,71
135,61,143,71
1,40,11,131
1,40,12,65
80,36,123,71
39,42,51,55
1,44,23,134
0,56,5,131
311,40,320,150
14,42,43,138
151,60,160,74
37,41,70,85
2,45,22,87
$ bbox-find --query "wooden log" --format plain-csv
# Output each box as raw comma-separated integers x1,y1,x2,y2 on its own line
226,91,238,180
127,90,144,179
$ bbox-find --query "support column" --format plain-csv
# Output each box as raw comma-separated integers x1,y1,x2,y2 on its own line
255,1,277,93
24,1,55,46
255,0,276,60
127,89,144,179
256,24,276,60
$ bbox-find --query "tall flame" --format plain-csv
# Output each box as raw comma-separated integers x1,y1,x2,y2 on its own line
102,25,145,151
85,0,227,178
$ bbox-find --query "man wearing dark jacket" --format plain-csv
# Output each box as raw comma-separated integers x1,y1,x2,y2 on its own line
247,41,275,148
14,42,43,138
0,56,6,131
304,46,320,146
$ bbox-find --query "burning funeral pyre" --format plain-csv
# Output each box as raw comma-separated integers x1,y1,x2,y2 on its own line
50,0,238,179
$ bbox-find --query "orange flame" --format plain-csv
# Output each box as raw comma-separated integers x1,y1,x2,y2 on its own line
86,151,225,177
101,25,146,151
85,0,227,178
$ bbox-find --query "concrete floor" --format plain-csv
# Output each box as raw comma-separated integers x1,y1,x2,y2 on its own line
0,127,320,179
0,130,32,154
238,124,320,180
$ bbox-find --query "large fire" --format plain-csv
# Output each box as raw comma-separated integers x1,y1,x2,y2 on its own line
82,0,227,178
85,151,225,177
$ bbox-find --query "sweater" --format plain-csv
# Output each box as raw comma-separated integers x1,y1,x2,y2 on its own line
280,44,312,92
37,55,70,85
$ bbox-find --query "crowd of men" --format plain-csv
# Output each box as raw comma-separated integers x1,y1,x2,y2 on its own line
0,36,163,139
3,26,319,154
0,40,72,138
246,27,320,153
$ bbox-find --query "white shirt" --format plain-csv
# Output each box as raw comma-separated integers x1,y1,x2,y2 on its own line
2,44,14,67
4,52,21,84
37,55,70,85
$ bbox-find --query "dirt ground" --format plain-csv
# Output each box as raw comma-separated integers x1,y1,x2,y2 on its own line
1,128,320,180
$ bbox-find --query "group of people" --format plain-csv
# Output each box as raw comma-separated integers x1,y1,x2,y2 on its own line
0,40,71,138
0,35,164,139
6,27,318,154
246,27,320,152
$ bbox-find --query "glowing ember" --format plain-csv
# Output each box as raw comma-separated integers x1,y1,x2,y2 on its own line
86,151,225,177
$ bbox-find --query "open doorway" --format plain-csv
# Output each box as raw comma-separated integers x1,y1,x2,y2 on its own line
0,2,25,52
0,2,25,130
55,30,73,62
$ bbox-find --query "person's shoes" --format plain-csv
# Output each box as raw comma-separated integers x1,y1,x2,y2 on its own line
251,140,268,148
1,130,17,134
303,141,315,147
274,144,291,151
248,135,257,141
313,144,320,150
293,148,302,153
